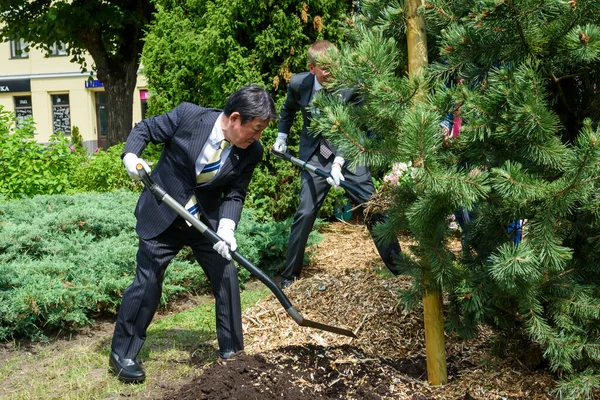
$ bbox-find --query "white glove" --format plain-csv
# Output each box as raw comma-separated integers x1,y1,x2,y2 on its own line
273,133,288,153
326,156,345,188
213,219,237,261
123,153,151,181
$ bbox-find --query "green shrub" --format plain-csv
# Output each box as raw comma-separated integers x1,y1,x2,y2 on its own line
0,106,79,199
70,125,84,153
68,142,164,194
68,143,141,193
0,191,321,341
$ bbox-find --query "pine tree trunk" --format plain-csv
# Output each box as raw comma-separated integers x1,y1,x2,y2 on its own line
406,0,428,78
406,0,448,386
422,286,447,385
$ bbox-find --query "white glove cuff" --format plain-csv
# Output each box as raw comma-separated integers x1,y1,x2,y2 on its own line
333,156,345,168
218,218,236,231
277,132,288,140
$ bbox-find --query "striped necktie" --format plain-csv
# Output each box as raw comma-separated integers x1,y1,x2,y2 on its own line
184,139,230,226
197,140,230,183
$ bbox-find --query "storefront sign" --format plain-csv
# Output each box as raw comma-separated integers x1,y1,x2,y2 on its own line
0,79,31,93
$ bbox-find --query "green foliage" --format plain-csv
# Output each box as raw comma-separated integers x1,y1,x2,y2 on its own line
0,107,152,197
318,0,600,397
0,106,79,199
69,143,142,193
142,0,353,113
141,0,354,221
0,191,314,341
70,126,84,154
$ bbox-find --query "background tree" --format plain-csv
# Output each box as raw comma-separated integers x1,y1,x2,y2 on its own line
142,0,352,113
314,0,600,398
141,0,355,221
0,0,156,147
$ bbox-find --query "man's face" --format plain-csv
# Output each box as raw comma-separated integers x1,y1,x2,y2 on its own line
222,112,269,149
309,63,331,85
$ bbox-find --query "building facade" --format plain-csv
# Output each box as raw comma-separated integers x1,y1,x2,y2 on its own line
0,40,148,150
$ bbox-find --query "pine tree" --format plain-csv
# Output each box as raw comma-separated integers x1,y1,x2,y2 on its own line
313,0,600,397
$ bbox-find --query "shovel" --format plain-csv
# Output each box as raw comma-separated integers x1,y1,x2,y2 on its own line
270,148,371,201
136,164,356,338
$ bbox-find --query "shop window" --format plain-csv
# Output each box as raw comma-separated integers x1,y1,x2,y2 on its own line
10,39,29,59
51,94,71,135
14,96,33,129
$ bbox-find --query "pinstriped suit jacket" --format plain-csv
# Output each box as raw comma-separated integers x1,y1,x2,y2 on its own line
123,102,264,240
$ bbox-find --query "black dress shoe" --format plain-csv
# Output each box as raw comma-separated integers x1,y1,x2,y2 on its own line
219,350,236,359
109,350,145,383
279,278,295,289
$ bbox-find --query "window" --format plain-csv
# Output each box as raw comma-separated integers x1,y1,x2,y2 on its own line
10,39,29,59
49,42,67,56
51,94,71,135
14,96,33,129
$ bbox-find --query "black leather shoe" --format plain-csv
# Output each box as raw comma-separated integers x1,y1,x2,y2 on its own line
279,278,295,289
219,350,236,359
109,350,145,383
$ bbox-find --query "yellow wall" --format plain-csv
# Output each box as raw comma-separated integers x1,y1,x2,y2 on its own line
0,40,148,150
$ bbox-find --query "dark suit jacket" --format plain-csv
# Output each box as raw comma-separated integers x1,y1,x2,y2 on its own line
278,72,318,161
278,71,366,173
123,102,263,240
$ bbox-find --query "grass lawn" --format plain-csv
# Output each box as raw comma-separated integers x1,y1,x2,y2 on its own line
0,286,270,400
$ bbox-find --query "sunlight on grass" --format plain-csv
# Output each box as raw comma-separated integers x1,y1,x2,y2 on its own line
0,287,270,400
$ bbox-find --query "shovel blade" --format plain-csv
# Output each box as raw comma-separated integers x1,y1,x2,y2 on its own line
299,318,357,338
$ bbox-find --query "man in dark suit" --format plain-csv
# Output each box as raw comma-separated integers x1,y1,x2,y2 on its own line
273,40,402,289
109,85,276,383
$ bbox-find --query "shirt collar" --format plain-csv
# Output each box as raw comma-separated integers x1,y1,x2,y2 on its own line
210,113,226,144
313,76,323,93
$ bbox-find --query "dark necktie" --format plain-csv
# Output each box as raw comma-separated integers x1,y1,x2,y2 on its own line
319,140,333,159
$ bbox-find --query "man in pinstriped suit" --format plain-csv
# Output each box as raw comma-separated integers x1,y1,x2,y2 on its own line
109,85,276,383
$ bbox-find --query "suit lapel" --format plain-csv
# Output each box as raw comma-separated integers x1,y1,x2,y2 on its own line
210,145,242,183
299,73,315,107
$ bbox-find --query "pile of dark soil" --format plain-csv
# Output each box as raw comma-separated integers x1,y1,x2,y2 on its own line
164,344,431,400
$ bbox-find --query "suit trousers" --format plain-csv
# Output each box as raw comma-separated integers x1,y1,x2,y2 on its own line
111,217,243,359
281,151,402,280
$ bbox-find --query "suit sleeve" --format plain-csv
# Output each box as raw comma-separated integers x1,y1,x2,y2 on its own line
122,103,188,157
277,82,300,135
219,143,264,224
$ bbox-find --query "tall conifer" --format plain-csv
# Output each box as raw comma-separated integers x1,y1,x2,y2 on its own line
313,1,600,397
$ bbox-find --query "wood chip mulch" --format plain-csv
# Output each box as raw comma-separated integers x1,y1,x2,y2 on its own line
239,221,558,399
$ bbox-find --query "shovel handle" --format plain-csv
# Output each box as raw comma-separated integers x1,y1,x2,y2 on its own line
137,164,293,308
270,148,371,201
135,164,357,338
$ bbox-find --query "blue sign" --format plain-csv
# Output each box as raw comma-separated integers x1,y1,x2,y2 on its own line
85,79,103,89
